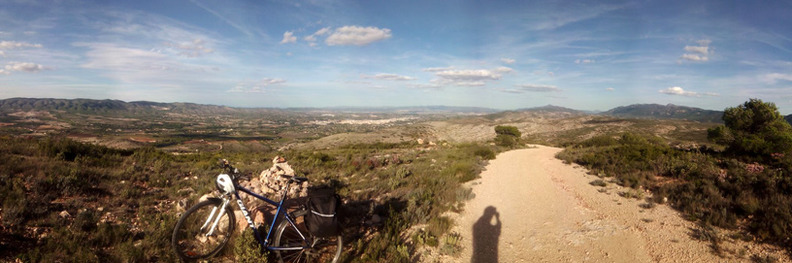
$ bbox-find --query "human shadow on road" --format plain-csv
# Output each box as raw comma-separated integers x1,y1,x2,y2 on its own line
471,206,501,263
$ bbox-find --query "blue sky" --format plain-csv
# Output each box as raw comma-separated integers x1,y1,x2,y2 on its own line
1,0,791,113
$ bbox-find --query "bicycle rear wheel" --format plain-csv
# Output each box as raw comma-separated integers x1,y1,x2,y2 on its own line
273,209,342,263
172,198,235,261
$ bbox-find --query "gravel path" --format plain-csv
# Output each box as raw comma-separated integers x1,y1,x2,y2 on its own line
449,146,788,262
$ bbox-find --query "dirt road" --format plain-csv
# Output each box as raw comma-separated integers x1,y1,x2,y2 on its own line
450,146,788,262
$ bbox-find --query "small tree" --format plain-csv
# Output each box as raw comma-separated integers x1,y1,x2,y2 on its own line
708,98,792,157
494,125,521,147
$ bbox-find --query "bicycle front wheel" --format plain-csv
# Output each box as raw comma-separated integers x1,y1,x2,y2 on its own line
171,198,235,261
273,210,342,263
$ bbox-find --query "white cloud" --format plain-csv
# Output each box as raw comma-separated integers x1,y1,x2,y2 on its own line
761,73,792,84
1,62,46,75
680,54,709,62
444,81,486,87
0,41,42,49
659,86,718,97
497,88,523,94
684,45,709,54
261,78,286,85
364,73,414,81
164,38,214,57
280,31,297,44
325,26,391,46
0,41,42,58
660,86,695,96
76,42,218,86
575,59,595,64
516,84,561,92
427,66,515,87
435,69,501,81
500,58,515,64
680,39,711,62
228,85,266,93
304,27,330,42
228,78,286,93
422,66,454,72
606,87,614,91
314,27,331,36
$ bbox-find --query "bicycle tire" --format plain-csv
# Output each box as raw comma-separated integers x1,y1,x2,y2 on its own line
273,209,342,263
172,198,235,261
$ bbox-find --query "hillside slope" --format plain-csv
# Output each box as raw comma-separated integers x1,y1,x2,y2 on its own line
603,104,723,123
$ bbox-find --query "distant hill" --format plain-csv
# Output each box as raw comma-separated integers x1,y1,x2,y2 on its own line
0,98,497,117
516,105,585,114
0,97,247,115
603,104,723,123
786,114,792,125
290,105,499,114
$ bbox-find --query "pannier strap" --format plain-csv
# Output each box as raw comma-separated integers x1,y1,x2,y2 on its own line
311,210,335,218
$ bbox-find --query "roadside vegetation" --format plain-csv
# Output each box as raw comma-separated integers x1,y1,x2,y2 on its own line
0,127,507,262
557,99,792,256
494,125,522,147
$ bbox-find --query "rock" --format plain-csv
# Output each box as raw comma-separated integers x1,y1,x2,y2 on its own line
59,210,71,218
417,138,424,145
177,198,189,213
199,193,214,203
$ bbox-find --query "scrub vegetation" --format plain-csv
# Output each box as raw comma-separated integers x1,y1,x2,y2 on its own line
558,99,792,255
0,135,504,262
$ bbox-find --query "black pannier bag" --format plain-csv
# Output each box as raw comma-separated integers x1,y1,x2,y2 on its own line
305,187,341,238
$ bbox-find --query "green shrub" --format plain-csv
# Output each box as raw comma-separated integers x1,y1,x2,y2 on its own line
440,232,461,256
494,125,521,147
234,228,268,263
579,135,619,148
589,179,607,187
708,98,792,159
472,146,496,160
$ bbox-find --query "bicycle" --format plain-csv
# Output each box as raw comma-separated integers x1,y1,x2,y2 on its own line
171,159,343,262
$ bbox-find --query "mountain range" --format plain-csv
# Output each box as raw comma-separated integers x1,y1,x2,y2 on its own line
4,98,792,124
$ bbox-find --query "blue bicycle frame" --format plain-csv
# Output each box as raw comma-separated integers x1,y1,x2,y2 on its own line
231,183,308,252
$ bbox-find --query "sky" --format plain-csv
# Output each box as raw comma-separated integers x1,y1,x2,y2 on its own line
1,0,792,113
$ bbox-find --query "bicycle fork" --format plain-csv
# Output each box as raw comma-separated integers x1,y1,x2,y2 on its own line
201,198,230,236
